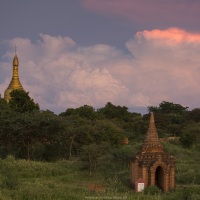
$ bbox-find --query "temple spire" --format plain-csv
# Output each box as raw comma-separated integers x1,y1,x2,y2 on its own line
141,112,163,152
145,112,159,142
4,50,24,101
15,44,17,55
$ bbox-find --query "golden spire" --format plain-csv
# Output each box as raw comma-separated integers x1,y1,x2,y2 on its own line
4,48,24,101
141,113,163,152
15,44,17,54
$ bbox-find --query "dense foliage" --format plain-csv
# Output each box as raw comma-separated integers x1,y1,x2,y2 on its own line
9,89,40,113
0,94,199,161
0,93,200,199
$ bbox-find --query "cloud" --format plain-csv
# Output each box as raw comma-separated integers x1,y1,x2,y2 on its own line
125,28,200,108
82,0,200,29
0,35,128,113
1,28,200,113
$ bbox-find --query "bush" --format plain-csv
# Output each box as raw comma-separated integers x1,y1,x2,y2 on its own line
143,185,161,195
194,143,200,152
0,155,19,190
180,132,196,148
112,145,139,164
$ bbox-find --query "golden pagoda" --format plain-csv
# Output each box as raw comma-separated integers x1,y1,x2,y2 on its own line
4,50,24,101
130,113,175,192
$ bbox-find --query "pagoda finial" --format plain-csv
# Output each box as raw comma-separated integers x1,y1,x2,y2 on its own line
150,112,154,123
146,112,158,140
141,112,163,152
15,44,17,55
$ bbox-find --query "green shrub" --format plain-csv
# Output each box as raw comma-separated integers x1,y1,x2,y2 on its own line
143,185,161,195
194,143,200,152
180,132,196,148
1,171,19,190
0,156,19,190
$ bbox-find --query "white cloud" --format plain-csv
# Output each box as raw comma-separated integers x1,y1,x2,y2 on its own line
1,28,200,113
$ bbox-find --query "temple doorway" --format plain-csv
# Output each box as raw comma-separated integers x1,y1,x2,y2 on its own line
155,166,164,190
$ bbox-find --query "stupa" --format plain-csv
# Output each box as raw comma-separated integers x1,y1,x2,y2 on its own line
4,48,24,101
130,113,175,192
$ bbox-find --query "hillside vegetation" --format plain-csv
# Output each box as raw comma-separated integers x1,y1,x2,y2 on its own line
0,142,199,200
0,90,199,199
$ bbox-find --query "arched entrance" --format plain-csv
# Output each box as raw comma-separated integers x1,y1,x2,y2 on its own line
155,166,164,190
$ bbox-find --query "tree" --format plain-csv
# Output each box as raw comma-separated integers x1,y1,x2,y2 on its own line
59,108,77,116
180,132,196,148
14,111,43,160
59,105,97,120
80,142,111,176
56,115,95,159
0,110,18,157
187,108,200,122
12,110,64,160
76,105,97,120
0,98,11,114
92,119,125,146
9,89,39,113
148,101,188,115
180,122,200,147
97,102,133,121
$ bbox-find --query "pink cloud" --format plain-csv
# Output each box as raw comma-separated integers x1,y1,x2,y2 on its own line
136,28,200,43
126,28,200,60
82,0,200,27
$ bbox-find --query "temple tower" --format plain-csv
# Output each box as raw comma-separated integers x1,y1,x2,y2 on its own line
130,113,175,192
4,51,24,101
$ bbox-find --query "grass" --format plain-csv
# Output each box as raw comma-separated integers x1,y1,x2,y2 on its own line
0,142,199,199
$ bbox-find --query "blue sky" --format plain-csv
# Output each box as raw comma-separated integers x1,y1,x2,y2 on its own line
1,0,200,114
0,0,134,49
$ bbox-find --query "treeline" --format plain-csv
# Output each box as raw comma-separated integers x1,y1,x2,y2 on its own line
0,90,199,162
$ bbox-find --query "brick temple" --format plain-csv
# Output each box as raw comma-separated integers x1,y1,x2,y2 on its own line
130,113,175,192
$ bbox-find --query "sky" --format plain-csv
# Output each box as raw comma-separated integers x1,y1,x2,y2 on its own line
1,0,200,114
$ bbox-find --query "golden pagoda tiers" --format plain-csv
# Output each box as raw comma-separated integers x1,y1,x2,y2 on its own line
4,49,24,101
130,113,175,192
